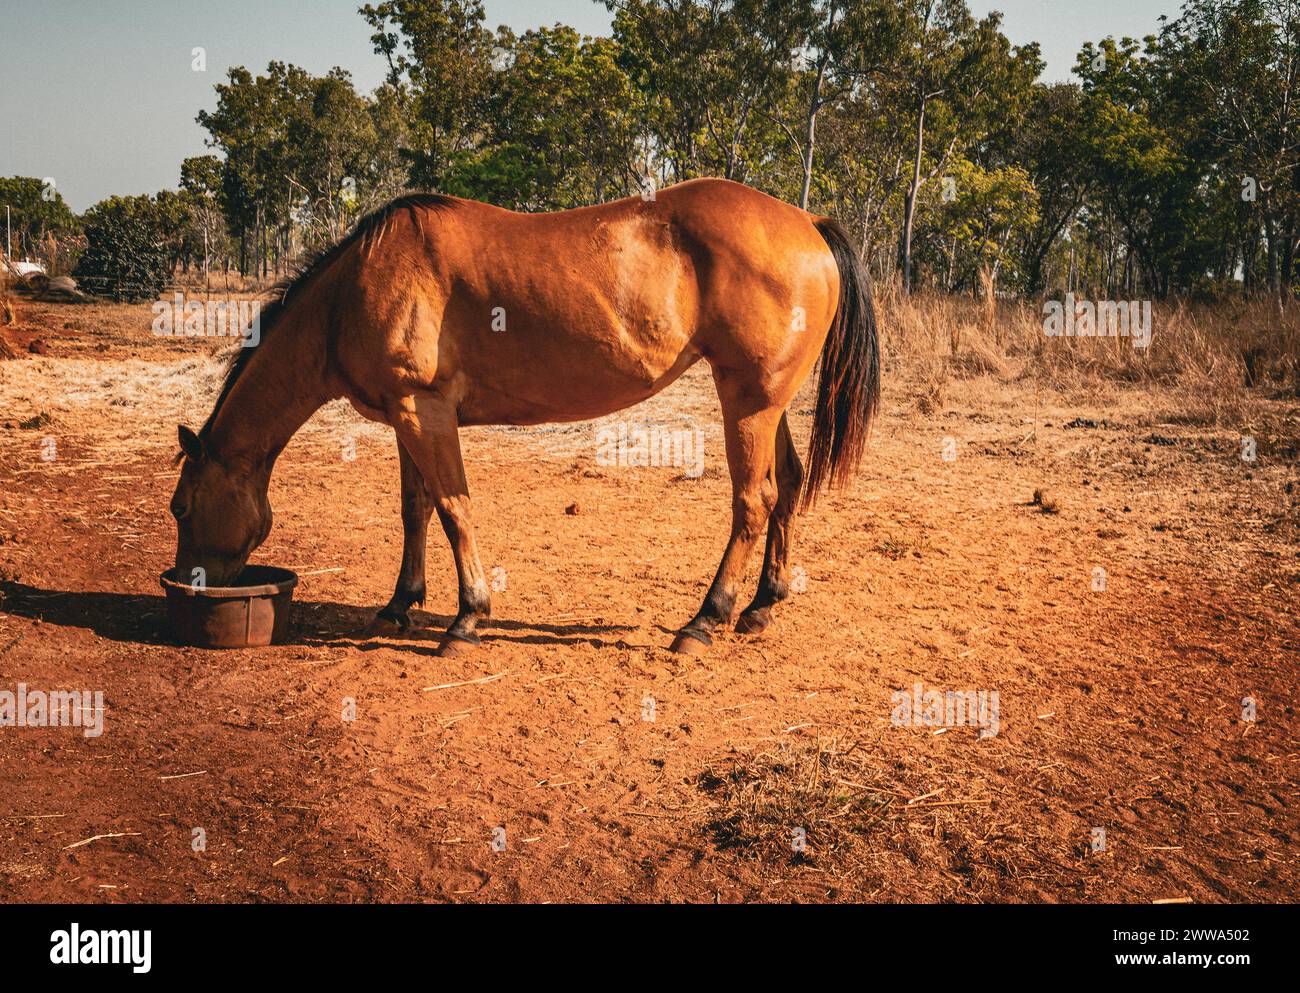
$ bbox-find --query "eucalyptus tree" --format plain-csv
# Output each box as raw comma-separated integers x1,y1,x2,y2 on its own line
464,26,642,208
607,0,805,184
1160,0,1300,298
888,0,1041,293
360,0,498,191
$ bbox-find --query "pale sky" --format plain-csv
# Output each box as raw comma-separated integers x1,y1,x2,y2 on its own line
0,0,1181,212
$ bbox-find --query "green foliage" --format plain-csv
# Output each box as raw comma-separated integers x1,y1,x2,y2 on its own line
74,195,173,302
197,61,412,270
360,0,496,190
0,176,79,258
180,154,224,198
453,27,641,207
62,0,1291,301
919,159,1040,291
609,0,807,184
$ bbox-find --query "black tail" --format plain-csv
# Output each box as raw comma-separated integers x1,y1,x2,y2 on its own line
802,217,880,510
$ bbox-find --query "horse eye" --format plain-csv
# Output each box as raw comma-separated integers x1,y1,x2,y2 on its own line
170,500,190,520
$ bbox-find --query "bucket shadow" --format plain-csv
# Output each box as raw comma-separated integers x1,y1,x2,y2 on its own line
0,580,174,645
0,580,640,653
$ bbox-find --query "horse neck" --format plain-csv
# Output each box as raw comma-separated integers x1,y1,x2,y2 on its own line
206,308,330,473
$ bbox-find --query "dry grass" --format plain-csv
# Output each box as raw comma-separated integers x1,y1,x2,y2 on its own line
0,275,15,359
0,351,391,461
692,737,1099,901
3,290,1295,460
696,739,898,870
876,284,1299,425
170,270,284,295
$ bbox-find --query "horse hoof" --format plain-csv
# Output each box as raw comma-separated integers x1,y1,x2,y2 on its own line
735,608,771,636
669,631,711,656
436,633,480,657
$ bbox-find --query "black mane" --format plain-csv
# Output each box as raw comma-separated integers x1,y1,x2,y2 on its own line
197,192,457,441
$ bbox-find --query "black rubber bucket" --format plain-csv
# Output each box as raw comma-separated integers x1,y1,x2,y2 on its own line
160,566,298,648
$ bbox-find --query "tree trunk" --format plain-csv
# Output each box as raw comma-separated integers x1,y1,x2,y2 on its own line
901,96,927,295
1280,217,1295,304
799,60,828,212
1265,214,1280,300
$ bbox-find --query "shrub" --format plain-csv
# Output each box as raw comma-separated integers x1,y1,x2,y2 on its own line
74,196,173,302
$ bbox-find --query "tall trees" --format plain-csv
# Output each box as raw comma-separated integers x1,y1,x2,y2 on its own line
1008,85,1090,295
1161,0,1300,298
197,63,409,275
462,26,641,208
918,158,1039,293
0,177,78,261
180,155,228,278
609,0,804,184
780,0,889,210
197,64,287,276
156,0,1295,301
888,1,1041,293
360,0,497,190
1075,37,1194,297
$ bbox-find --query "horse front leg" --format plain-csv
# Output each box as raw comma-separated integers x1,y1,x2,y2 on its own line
392,395,492,658
371,439,433,634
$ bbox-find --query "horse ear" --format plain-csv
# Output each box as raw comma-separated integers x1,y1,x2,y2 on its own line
178,425,205,463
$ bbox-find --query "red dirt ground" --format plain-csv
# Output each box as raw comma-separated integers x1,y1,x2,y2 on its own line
0,300,1296,903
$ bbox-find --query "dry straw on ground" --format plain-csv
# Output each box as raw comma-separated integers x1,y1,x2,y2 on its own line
692,737,1073,900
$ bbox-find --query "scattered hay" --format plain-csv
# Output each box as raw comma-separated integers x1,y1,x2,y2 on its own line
695,740,896,871
0,353,390,457
692,738,1081,900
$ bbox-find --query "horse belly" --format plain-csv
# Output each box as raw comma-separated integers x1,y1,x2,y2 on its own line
453,253,700,425
455,316,699,425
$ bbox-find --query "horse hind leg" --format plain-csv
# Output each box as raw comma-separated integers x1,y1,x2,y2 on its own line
670,373,781,655
371,439,433,635
735,412,803,636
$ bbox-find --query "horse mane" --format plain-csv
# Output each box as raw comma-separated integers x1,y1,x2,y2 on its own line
194,192,457,444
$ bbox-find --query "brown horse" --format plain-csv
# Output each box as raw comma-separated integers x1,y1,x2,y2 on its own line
170,178,878,656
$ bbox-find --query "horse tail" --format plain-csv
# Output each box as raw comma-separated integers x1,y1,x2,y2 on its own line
801,216,880,510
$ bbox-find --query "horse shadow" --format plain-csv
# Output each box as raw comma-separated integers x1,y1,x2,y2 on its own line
0,580,642,656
